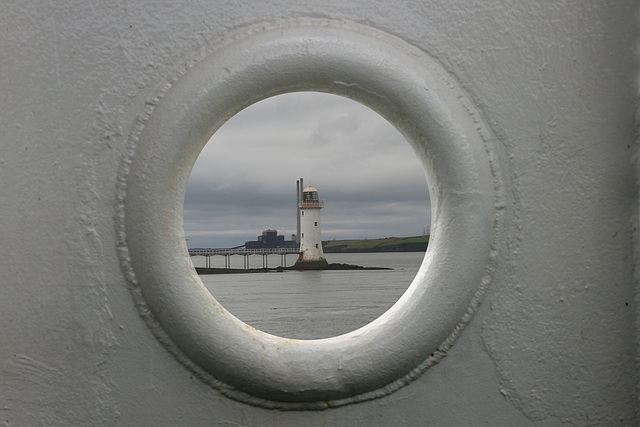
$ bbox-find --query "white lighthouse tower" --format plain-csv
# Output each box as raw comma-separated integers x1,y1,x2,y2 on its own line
294,184,328,269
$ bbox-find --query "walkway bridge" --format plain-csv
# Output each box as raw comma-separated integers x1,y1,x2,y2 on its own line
189,247,301,269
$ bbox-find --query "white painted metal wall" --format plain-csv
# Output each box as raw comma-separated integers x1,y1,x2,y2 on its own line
1,1,637,425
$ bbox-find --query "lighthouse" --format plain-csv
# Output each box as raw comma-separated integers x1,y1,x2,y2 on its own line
294,184,329,269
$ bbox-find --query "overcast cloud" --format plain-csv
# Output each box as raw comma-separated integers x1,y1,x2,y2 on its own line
184,92,431,248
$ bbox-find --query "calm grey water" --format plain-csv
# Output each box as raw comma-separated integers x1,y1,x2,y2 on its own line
193,252,424,339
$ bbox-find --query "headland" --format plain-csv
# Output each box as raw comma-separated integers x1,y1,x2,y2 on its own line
322,235,429,253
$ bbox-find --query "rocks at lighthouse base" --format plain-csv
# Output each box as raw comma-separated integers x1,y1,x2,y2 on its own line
291,259,329,270
195,262,391,275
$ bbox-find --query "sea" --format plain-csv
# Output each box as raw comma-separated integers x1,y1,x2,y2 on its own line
190,252,424,339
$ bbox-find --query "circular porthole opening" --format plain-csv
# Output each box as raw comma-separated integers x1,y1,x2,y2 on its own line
118,20,502,409
183,91,431,339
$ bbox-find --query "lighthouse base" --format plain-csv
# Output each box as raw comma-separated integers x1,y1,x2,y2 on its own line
293,258,329,270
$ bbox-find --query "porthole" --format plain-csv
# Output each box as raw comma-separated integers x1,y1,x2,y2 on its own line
117,19,505,409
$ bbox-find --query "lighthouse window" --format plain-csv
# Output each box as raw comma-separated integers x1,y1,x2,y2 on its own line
301,233,304,238
301,211,304,216
314,222,318,226
315,244,318,248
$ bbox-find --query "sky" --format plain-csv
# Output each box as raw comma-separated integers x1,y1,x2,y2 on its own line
183,92,431,249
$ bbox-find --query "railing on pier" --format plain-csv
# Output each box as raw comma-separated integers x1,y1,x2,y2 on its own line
189,248,300,256
188,247,301,269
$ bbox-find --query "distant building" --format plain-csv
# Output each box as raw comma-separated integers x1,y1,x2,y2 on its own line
245,229,286,249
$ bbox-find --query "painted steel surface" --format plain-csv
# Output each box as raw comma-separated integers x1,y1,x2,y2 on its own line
0,1,637,425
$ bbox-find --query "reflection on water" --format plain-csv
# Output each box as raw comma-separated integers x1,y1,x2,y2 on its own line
195,252,424,339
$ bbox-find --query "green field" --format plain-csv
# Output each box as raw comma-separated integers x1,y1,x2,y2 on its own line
322,235,429,253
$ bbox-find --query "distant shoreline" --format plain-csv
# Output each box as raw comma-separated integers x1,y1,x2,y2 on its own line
188,236,429,263
242,235,429,253
322,235,429,253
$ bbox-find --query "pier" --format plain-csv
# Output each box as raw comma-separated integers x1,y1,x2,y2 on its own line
189,247,301,269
